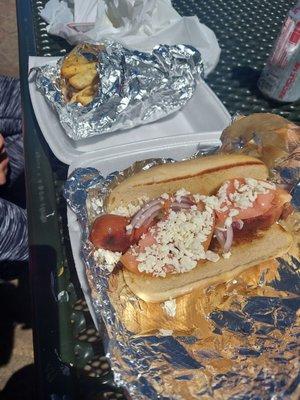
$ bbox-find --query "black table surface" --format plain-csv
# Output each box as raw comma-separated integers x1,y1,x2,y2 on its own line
16,0,299,399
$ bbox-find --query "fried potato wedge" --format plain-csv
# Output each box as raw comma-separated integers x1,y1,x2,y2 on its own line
63,53,89,66
69,85,96,105
61,62,97,79
59,44,103,105
68,69,98,90
77,95,94,106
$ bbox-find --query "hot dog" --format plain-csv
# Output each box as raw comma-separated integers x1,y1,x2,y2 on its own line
89,154,293,303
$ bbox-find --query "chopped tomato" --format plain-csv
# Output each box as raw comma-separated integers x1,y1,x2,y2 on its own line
216,179,292,235
234,189,292,236
121,212,215,276
196,200,205,212
216,178,276,223
130,219,157,244
120,228,157,274
133,227,157,251
119,250,140,274
162,199,172,215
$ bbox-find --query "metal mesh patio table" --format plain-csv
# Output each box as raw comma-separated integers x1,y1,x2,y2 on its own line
16,0,299,398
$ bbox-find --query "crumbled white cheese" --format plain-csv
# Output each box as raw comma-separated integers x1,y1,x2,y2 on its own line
161,193,170,200
175,188,190,202
136,205,215,277
201,195,219,209
222,251,232,259
126,224,133,232
90,197,103,214
224,216,233,228
216,178,275,223
229,178,274,210
233,179,240,189
159,329,173,336
217,181,229,207
162,299,177,317
93,248,121,272
205,250,220,262
175,188,190,197
219,205,229,212
224,208,240,227
259,180,276,190
192,193,203,203
229,209,239,217
112,196,149,217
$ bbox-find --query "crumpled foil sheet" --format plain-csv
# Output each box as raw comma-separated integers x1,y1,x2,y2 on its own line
64,146,300,400
33,41,203,141
219,113,300,190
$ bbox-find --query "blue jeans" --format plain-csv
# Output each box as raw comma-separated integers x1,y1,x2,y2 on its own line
0,76,28,262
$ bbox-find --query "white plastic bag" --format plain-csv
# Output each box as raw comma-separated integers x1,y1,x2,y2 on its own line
40,0,221,76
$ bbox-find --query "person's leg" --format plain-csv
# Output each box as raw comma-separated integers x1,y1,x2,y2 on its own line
0,76,25,206
5,133,24,187
0,197,28,262
0,75,22,138
1,133,26,208
0,76,27,262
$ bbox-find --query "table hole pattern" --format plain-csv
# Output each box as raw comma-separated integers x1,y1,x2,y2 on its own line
83,355,112,379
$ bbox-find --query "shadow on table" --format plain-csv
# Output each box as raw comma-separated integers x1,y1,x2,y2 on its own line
230,66,283,108
0,261,32,366
231,66,262,95
0,364,36,400
0,261,34,399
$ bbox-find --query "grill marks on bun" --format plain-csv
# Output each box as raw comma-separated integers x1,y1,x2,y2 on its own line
107,154,269,212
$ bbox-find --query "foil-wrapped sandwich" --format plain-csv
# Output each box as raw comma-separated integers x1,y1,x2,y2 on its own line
64,113,300,399
34,41,203,140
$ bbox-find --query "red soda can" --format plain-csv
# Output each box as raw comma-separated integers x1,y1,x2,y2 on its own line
258,1,300,102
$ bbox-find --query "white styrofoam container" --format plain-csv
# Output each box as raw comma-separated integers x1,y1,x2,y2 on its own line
29,56,231,327
29,57,230,165
67,130,226,328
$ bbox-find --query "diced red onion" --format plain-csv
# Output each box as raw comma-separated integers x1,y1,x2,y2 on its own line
129,198,163,232
129,205,162,233
177,195,195,205
128,195,195,233
232,219,244,230
223,225,233,253
215,224,234,252
170,202,193,211
215,228,226,247
140,210,162,229
134,204,162,229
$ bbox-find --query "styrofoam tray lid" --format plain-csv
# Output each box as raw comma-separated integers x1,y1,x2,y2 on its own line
68,130,221,175
29,56,231,165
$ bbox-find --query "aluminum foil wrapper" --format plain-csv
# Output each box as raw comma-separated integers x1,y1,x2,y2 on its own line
219,113,300,190
33,41,203,141
64,145,300,399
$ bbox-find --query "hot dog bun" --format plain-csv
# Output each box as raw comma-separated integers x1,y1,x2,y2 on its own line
109,258,281,335
122,223,292,302
107,154,268,211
